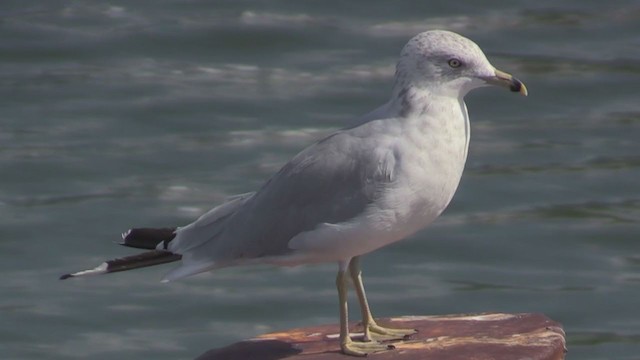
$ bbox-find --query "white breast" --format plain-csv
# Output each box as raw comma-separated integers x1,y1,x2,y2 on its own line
285,96,470,264
381,96,470,237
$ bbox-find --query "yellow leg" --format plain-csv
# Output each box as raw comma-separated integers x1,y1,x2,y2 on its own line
337,261,392,356
349,256,417,342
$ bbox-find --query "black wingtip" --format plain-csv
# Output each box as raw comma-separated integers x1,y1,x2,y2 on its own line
120,228,176,250
59,273,73,280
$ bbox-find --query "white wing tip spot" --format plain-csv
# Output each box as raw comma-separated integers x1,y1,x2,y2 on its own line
68,262,109,278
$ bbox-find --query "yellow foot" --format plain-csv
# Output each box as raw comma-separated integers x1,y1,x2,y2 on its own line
341,338,395,357
365,322,417,342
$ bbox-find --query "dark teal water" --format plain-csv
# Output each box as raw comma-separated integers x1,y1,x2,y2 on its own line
1,1,639,359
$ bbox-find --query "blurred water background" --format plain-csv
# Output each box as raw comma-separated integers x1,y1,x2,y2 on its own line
1,1,639,359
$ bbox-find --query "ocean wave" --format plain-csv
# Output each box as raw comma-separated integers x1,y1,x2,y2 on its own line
468,155,640,175
437,197,640,227
184,62,394,100
226,128,331,148
51,329,185,357
239,11,325,28
6,59,393,102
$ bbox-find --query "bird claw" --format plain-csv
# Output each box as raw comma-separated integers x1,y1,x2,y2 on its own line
365,322,417,342
341,338,395,357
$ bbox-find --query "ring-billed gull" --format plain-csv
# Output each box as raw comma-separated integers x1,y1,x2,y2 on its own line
61,30,527,356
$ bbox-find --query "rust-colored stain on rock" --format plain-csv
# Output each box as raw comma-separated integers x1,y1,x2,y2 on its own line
196,313,566,360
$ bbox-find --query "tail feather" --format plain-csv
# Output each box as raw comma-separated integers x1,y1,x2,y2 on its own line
60,250,181,280
119,227,177,250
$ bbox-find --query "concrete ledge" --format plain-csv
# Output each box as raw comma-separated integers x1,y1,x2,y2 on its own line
196,312,566,359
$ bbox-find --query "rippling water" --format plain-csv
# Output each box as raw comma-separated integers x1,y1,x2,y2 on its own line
2,1,639,359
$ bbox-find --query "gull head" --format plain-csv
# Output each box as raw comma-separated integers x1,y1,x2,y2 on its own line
394,30,527,98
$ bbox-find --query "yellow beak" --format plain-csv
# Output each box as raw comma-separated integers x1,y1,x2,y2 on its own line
482,68,528,96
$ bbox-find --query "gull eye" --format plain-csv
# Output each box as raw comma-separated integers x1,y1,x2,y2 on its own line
448,58,462,68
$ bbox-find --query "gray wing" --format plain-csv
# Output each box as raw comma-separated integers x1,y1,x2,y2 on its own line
189,128,397,262
169,192,256,253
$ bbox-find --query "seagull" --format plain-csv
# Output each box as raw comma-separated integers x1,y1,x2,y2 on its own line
61,30,527,356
